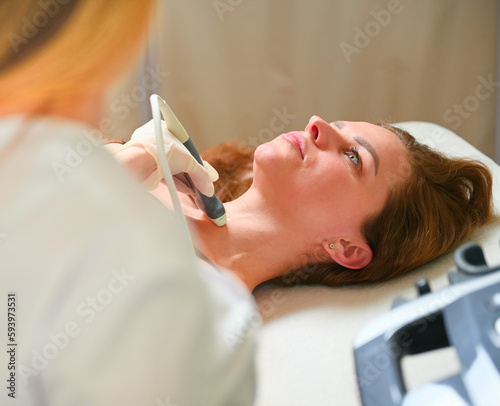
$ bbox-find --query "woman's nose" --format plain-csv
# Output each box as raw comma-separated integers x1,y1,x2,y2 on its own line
306,115,337,149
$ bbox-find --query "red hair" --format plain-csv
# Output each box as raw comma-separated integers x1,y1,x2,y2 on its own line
201,142,254,202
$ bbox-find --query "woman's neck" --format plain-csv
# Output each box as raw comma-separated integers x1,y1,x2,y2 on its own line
184,187,307,291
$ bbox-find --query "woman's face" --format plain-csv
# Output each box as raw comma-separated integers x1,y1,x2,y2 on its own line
252,116,409,256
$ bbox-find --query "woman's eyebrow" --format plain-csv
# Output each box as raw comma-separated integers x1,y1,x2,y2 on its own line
333,121,345,129
354,136,379,175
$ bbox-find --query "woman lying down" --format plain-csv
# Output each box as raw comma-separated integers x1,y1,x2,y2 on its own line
105,116,494,291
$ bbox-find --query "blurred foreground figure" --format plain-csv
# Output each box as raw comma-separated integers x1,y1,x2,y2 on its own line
0,2,258,405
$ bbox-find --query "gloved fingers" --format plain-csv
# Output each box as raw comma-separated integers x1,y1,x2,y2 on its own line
129,119,178,149
181,160,215,197
203,160,219,182
142,169,162,191
130,119,164,140
127,119,217,196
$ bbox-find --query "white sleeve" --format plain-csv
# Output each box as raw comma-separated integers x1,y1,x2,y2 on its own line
21,257,258,406
20,256,260,406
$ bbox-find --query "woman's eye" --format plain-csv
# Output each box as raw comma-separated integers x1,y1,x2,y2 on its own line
346,148,360,168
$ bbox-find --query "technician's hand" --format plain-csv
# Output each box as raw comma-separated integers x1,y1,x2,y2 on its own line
115,119,218,194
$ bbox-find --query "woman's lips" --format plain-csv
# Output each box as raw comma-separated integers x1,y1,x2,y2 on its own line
281,131,305,159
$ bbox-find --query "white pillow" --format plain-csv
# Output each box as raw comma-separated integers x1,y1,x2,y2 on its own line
253,122,500,406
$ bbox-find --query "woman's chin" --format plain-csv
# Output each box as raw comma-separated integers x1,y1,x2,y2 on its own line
253,138,291,167
254,140,277,156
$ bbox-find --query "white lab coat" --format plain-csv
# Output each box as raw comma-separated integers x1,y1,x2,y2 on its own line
0,116,258,405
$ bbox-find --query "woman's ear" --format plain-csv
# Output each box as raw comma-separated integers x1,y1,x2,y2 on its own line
321,239,373,269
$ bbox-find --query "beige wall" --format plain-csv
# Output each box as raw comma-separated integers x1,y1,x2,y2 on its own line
106,0,498,158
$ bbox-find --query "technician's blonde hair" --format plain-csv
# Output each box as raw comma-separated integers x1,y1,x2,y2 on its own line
0,0,153,114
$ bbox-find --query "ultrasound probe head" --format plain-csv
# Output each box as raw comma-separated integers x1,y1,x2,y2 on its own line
153,95,227,227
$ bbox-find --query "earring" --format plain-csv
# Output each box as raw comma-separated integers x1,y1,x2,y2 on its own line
329,243,335,249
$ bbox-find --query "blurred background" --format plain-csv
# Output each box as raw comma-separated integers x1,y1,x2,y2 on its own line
105,0,499,159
